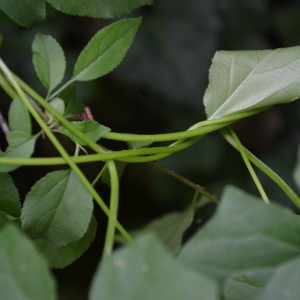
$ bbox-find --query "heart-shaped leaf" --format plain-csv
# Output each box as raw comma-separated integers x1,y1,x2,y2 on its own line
21,169,93,247
204,46,300,120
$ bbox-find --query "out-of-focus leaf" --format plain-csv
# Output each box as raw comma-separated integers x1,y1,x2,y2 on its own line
0,131,37,173
32,34,66,92
0,224,56,300
223,269,274,300
204,46,300,120
89,234,219,300
0,173,20,217
36,216,97,269
8,98,31,134
293,144,300,191
259,257,300,300
57,120,110,145
178,186,300,281
72,17,142,82
0,0,45,27
21,169,93,247
125,203,195,255
47,0,153,18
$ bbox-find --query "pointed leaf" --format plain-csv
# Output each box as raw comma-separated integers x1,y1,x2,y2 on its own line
204,46,300,120
36,216,97,269
57,120,110,145
89,234,219,300
0,224,56,300
72,17,142,82
47,0,153,18
0,131,37,173
0,0,45,27
178,186,300,281
0,173,20,217
8,98,32,134
21,169,93,247
32,34,66,92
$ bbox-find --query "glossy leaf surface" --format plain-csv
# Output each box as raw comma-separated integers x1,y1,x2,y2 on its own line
204,46,300,120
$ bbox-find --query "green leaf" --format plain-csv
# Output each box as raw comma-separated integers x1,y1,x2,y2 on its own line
178,186,300,282
260,257,300,300
0,173,20,217
293,144,300,191
32,34,66,92
64,100,85,118
36,216,97,269
0,224,56,300
0,131,37,173
125,203,195,255
0,0,45,27
21,169,93,247
72,17,142,82
57,120,110,145
204,46,300,120
89,234,219,300
48,98,65,115
47,0,153,18
223,269,274,300
8,98,32,134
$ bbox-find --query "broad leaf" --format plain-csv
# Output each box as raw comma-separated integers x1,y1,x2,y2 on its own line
0,0,45,27
0,224,56,300
57,120,110,145
32,34,66,92
8,98,32,134
0,173,20,217
72,17,142,82
204,46,300,120
21,169,93,247
223,269,274,300
89,234,219,300
47,0,153,18
36,216,97,269
259,257,300,300
178,186,300,282
124,203,195,255
0,131,37,173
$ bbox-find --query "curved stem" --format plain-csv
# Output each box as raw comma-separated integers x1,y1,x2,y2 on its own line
103,160,122,257
226,127,269,204
222,129,300,209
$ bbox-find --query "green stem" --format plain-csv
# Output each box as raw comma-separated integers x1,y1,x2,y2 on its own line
222,129,300,209
0,59,132,242
226,127,270,204
103,160,120,257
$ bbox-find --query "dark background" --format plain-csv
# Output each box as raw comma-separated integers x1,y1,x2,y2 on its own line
1,0,300,298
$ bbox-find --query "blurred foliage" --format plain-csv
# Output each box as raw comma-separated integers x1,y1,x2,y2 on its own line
1,0,300,298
